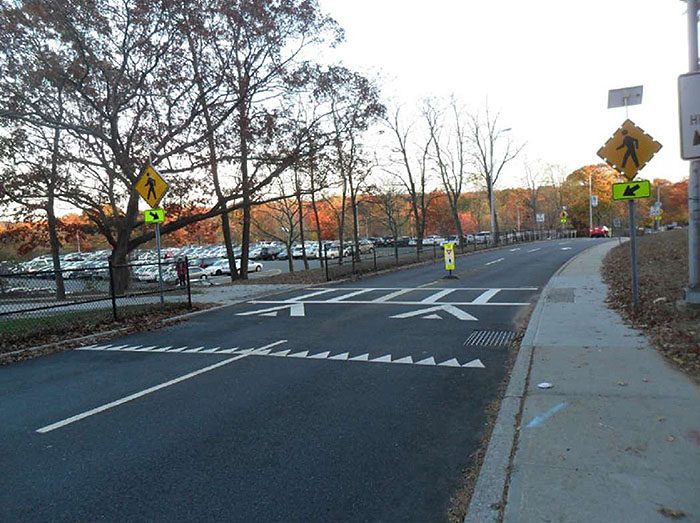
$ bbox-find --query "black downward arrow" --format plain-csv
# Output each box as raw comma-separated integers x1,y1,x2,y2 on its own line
623,184,640,197
149,211,158,219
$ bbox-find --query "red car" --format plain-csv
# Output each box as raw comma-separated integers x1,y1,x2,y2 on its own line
590,226,610,238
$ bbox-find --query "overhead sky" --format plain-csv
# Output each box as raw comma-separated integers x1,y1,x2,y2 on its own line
319,0,692,187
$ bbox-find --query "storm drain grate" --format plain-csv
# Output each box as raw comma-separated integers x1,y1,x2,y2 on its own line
463,330,516,347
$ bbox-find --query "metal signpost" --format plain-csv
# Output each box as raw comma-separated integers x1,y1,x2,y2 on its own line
599,119,660,308
678,0,700,304
135,164,170,306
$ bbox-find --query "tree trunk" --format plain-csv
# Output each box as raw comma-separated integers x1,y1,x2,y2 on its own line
238,95,251,281
112,190,140,295
453,208,465,247
287,244,294,272
187,30,240,282
295,187,309,271
46,197,65,301
47,123,65,301
311,188,324,269
338,181,347,265
350,194,361,262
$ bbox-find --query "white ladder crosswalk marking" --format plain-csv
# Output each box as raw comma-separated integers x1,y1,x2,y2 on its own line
421,289,457,304
287,288,336,301
372,288,414,302
327,288,376,302
471,288,501,305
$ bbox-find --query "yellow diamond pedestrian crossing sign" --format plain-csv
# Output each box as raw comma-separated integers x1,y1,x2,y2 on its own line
135,164,169,208
597,119,662,180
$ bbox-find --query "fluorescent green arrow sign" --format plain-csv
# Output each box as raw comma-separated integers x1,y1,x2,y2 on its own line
144,208,165,223
612,180,651,201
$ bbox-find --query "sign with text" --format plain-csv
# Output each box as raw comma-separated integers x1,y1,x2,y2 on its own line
678,72,700,160
443,243,455,271
597,120,662,180
612,180,651,201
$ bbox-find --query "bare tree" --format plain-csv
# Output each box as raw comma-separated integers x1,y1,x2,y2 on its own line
425,98,468,247
367,180,409,262
522,159,543,230
383,106,436,256
252,179,300,273
0,83,69,300
467,105,524,244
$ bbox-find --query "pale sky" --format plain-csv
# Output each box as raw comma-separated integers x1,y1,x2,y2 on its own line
319,0,693,186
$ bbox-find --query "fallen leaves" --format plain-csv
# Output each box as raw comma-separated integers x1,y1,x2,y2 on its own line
602,230,700,381
658,506,686,519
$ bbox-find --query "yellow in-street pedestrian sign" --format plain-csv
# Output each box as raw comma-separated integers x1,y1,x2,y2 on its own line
443,243,455,271
597,119,662,180
144,208,165,223
135,164,169,208
612,180,651,201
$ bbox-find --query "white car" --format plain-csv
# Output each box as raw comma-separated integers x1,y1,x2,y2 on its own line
203,259,232,276
236,260,263,273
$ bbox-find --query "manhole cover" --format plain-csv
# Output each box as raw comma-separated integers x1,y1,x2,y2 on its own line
463,330,516,347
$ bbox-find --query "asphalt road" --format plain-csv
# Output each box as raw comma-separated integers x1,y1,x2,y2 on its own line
0,238,601,522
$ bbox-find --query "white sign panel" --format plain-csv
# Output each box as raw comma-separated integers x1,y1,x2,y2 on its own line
535,213,545,223
607,85,643,109
679,72,700,160
591,195,598,207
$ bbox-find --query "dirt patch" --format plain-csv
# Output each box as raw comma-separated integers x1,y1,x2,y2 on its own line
0,302,214,365
602,230,700,380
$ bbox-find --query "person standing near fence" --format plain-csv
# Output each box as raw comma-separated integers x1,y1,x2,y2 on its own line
175,257,187,287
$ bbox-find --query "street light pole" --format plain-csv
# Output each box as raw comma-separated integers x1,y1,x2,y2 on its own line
588,171,593,232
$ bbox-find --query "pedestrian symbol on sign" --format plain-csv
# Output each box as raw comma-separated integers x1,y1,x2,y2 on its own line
145,173,157,201
616,129,639,168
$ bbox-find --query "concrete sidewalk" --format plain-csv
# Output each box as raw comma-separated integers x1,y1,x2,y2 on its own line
467,240,700,523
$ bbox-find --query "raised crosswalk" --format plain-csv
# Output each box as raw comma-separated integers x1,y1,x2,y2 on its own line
76,343,486,369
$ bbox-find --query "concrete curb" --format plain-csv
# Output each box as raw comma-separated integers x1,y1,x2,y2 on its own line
464,240,613,522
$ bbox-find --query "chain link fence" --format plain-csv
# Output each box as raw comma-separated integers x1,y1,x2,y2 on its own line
0,258,192,344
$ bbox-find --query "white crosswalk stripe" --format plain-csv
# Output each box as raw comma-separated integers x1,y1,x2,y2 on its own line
75,343,485,369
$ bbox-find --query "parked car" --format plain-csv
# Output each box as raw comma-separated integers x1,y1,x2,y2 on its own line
590,226,610,238
236,260,263,273
252,246,282,260
358,239,374,254
474,232,490,244
203,259,232,276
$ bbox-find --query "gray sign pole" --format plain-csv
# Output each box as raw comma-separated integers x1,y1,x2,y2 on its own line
685,0,700,304
629,200,639,308
155,221,164,307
